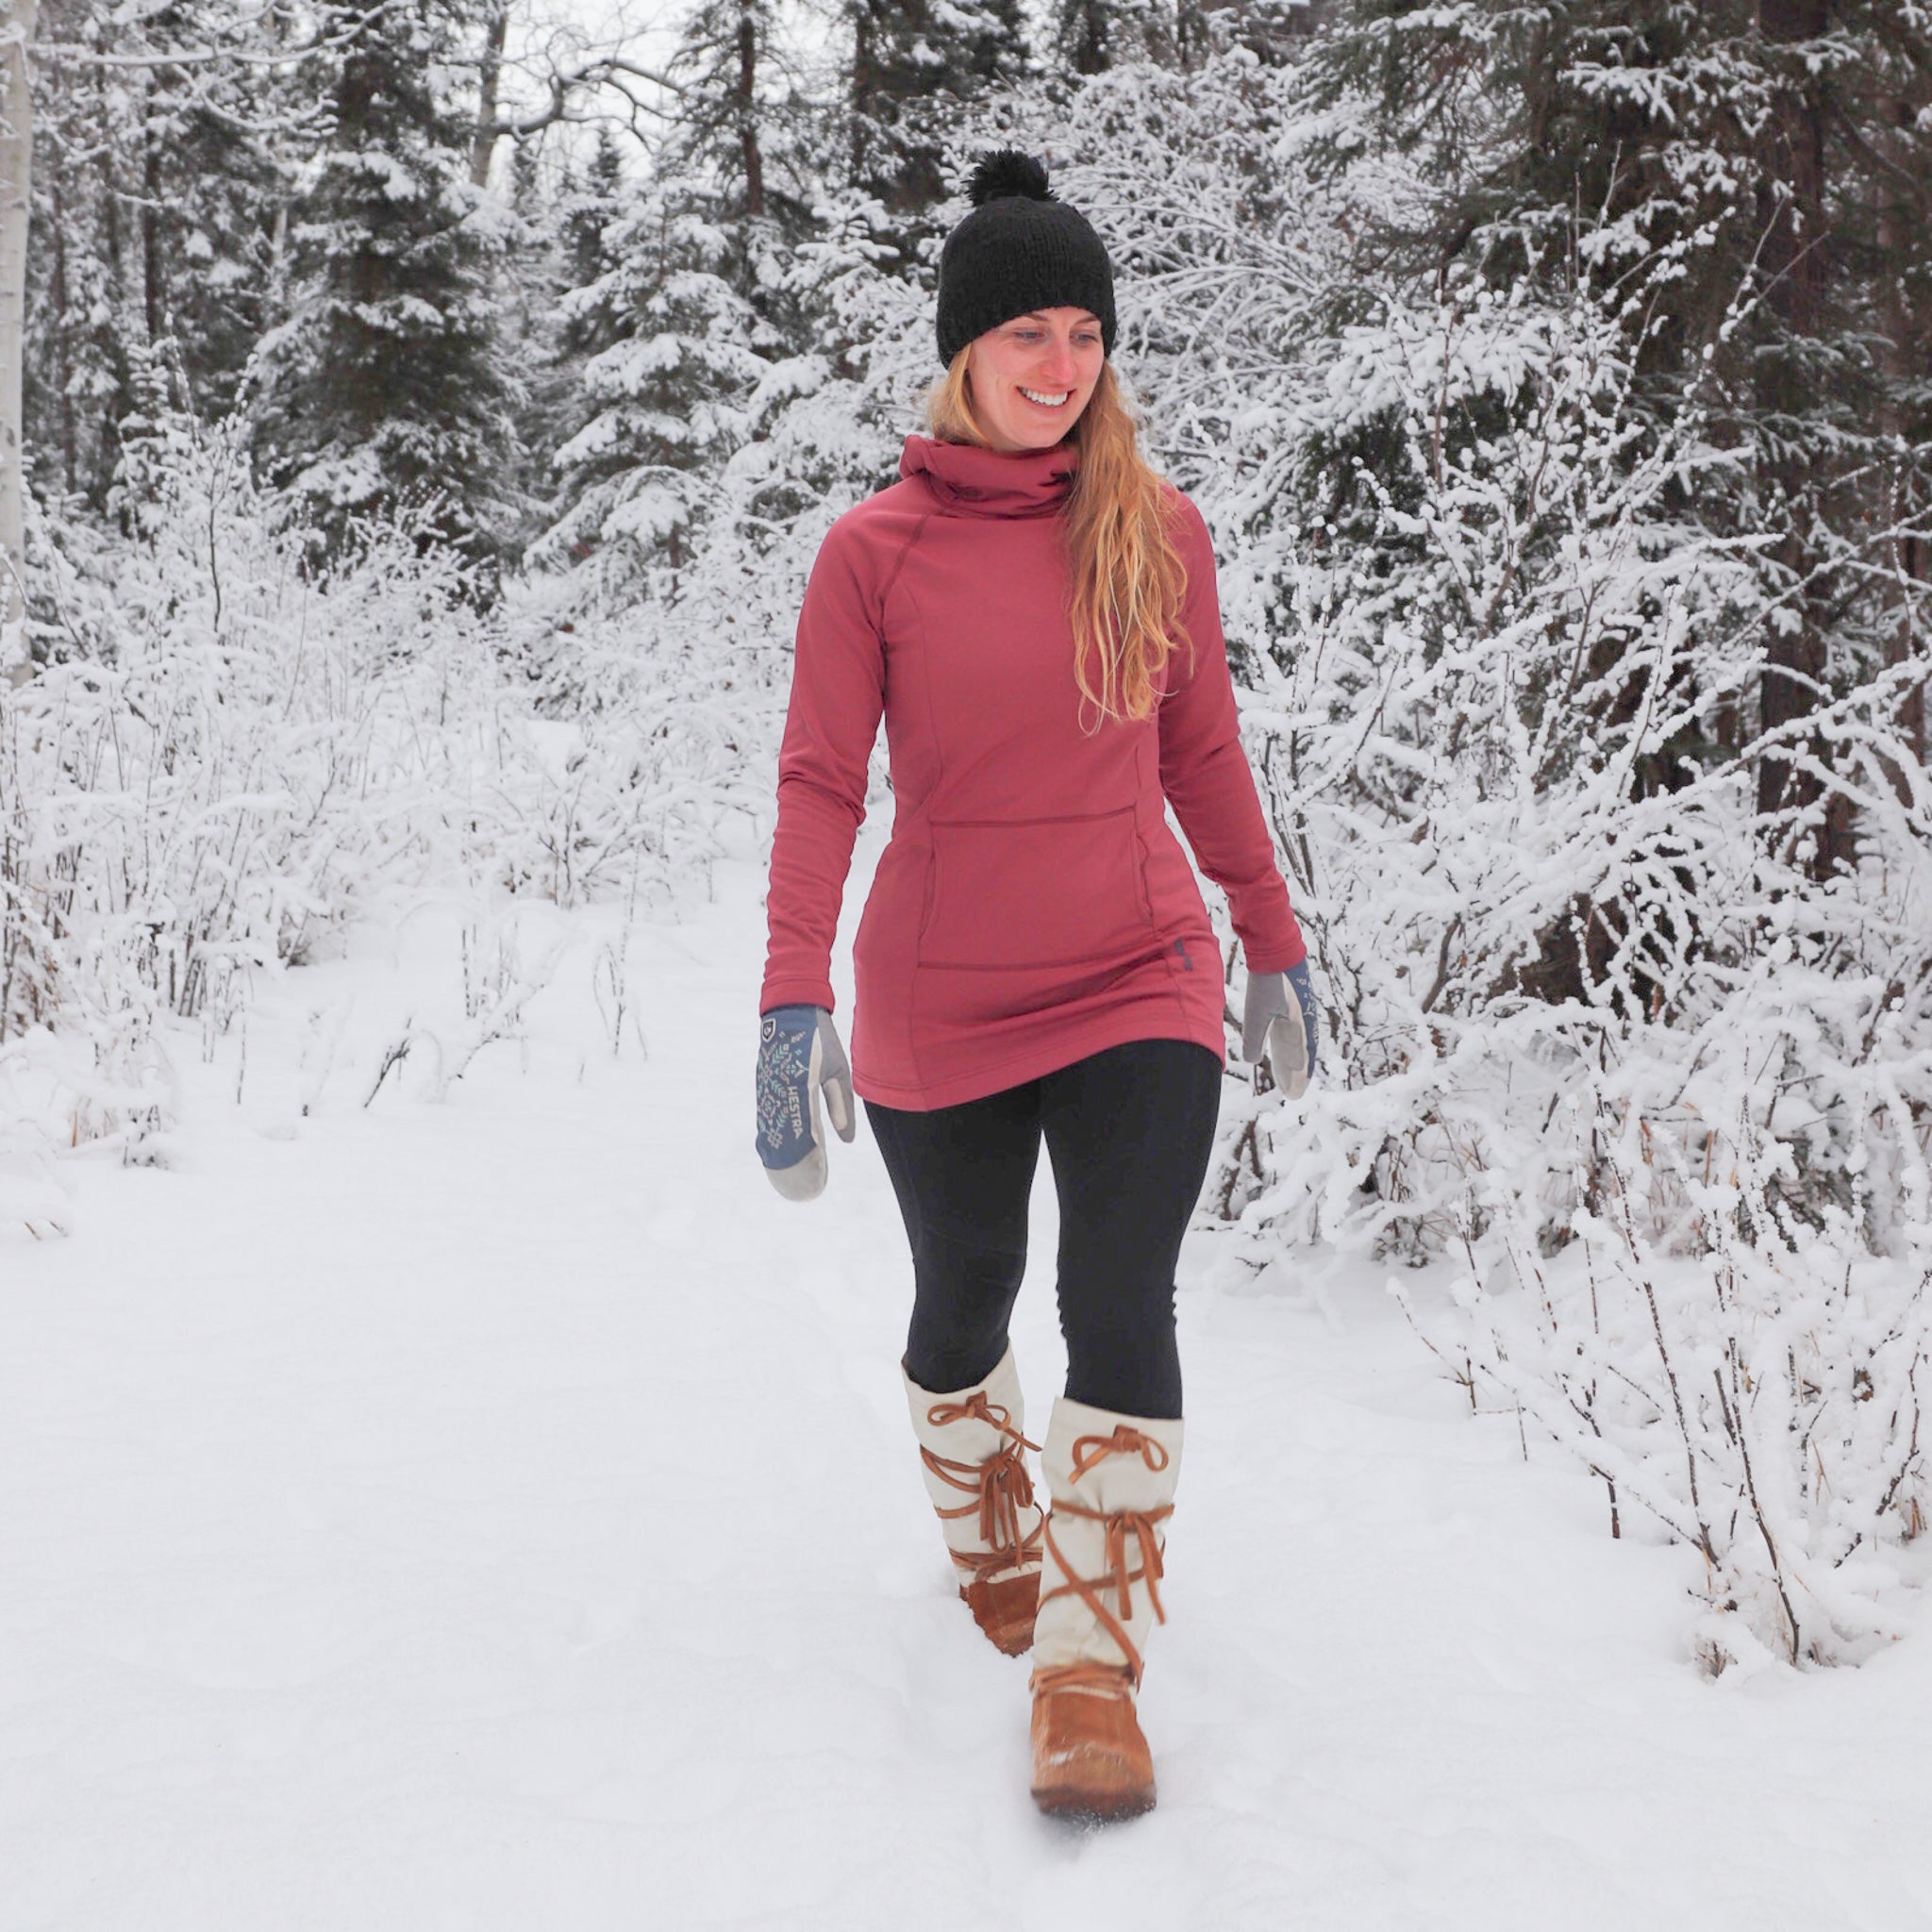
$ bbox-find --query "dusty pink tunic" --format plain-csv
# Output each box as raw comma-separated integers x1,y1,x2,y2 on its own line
759,435,1305,1111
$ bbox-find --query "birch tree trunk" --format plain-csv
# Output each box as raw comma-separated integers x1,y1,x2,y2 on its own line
1,0,36,687
471,1,508,187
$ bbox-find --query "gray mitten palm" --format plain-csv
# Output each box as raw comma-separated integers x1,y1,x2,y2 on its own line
1241,959,1319,1099
755,1005,857,1201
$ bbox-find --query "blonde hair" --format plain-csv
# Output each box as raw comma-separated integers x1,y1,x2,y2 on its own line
927,353,1191,726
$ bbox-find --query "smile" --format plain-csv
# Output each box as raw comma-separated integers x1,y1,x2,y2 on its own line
1018,389,1071,408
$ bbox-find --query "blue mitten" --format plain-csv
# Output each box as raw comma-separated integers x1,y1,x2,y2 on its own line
1240,959,1319,1099
755,1005,857,1201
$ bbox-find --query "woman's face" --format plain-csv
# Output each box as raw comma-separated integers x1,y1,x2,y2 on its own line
965,308,1107,453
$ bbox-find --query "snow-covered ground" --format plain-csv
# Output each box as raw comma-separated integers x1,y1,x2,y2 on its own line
5,831,1931,1932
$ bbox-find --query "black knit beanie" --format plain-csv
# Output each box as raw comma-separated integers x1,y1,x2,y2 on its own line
934,152,1117,368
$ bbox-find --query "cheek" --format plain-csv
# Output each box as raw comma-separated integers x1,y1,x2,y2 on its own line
973,349,1020,396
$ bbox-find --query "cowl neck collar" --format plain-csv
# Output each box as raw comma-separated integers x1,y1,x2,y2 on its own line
900,435,1077,519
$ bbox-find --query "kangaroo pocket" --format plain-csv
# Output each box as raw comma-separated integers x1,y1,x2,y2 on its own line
918,808,1156,971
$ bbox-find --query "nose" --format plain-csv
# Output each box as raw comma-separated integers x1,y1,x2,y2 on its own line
1037,332,1081,388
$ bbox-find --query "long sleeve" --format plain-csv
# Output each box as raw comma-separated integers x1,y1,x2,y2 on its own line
1158,496,1306,974
759,521,887,1015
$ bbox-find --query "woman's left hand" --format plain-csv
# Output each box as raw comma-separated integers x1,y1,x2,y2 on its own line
1241,961,1318,1099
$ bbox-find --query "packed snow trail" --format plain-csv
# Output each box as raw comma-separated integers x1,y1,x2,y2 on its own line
4,835,1931,1932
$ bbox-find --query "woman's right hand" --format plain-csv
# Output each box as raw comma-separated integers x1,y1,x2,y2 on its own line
754,1006,857,1200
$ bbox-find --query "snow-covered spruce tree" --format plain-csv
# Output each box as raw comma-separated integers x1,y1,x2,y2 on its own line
1053,0,1310,75
559,129,628,302
512,205,916,872
668,0,819,247
121,4,291,425
847,0,1028,219
1231,254,1932,1670
479,135,606,548
21,102,121,512
23,0,301,517
22,0,153,514
532,0,1044,626
537,180,783,601
1053,0,1155,74
530,0,828,608
246,0,523,579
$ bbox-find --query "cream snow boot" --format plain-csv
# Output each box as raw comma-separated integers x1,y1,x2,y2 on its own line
904,1347,1045,1657
1028,1397,1184,1821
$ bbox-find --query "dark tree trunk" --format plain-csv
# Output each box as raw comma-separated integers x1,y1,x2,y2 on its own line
850,4,872,188
96,73,132,508
142,125,165,349
1876,80,1927,775
737,3,764,219
1061,0,1108,73
48,175,75,498
1754,0,1847,873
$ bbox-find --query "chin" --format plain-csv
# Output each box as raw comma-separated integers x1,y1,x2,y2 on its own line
1007,407,1085,448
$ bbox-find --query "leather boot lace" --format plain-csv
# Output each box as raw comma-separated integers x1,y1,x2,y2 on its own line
1036,1426,1173,1687
922,1391,1043,1580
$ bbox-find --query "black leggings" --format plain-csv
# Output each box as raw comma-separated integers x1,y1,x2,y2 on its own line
865,1039,1223,1421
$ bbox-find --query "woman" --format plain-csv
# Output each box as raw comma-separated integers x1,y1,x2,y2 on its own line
753,152,1317,1822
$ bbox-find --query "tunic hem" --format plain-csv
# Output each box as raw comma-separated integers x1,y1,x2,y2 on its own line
853,1006,1226,1113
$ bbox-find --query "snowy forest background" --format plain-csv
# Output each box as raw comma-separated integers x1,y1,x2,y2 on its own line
3,0,1931,1674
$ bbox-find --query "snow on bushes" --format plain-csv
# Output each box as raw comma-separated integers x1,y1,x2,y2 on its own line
1249,264,1932,1677
0,425,763,1188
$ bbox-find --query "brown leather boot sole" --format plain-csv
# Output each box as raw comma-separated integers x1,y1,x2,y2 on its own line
962,1569,1040,1657
1029,1683,1156,1820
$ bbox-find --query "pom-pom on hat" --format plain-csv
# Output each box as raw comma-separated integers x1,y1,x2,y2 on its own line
934,150,1117,367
